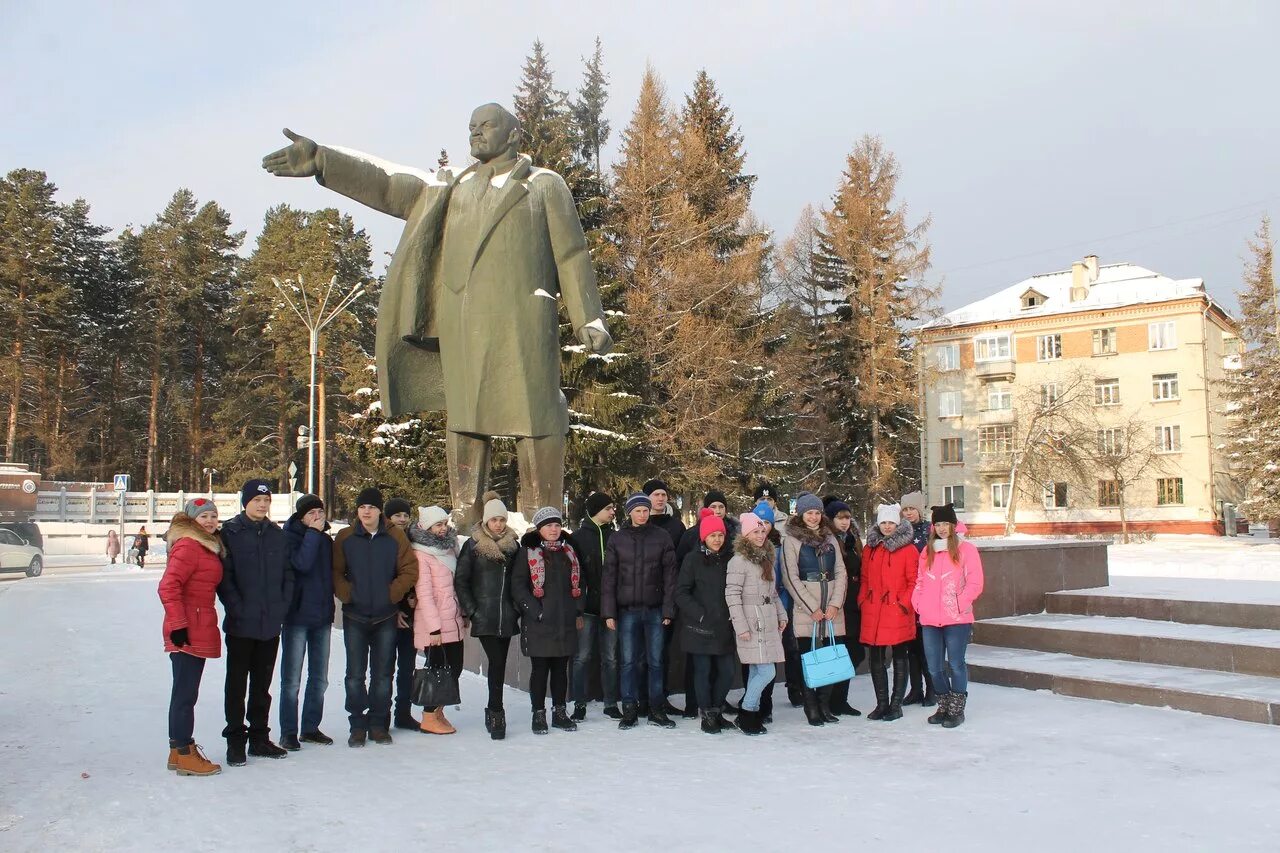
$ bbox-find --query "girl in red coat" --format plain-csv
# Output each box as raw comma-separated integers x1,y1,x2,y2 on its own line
157,498,224,776
859,503,919,721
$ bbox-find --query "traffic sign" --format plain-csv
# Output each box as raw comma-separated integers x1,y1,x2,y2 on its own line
113,473,130,493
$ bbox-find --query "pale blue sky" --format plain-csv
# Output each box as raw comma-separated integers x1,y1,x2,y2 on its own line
2,0,1275,310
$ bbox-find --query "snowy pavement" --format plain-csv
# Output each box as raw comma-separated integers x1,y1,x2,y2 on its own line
2,572,1278,852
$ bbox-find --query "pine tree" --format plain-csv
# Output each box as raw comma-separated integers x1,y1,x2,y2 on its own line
513,40,577,174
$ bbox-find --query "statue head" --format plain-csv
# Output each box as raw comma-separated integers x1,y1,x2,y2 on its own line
469,103,520,163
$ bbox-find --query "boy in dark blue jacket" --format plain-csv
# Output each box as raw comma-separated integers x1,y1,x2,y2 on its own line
277,494,335,751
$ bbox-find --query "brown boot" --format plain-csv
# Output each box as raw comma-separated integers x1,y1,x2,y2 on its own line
173,744,221,777
419,708,456,735
167,747,179,771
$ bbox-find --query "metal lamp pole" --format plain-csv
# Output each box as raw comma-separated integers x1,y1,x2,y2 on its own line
270,275,368,495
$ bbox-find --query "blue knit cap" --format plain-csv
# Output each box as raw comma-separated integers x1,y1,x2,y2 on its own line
751,500,774,526
625,493,652,514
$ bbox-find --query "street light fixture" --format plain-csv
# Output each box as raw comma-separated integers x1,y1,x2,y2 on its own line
271,274,369,496
202,467,218,496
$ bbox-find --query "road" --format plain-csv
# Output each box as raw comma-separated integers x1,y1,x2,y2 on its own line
0,553,166,581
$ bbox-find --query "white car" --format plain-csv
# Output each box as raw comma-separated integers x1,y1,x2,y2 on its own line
0,527,42,577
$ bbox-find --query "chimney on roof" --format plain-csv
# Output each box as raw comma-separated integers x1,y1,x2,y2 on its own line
1069,256,1096,303
1084,254,1099,283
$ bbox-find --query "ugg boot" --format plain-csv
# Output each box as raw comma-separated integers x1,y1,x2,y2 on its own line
942,692,967,728
884,658,908,722
929,693,952,725
173,744,221,777
737,708,766,736
551,705,578,731
419,708,456,735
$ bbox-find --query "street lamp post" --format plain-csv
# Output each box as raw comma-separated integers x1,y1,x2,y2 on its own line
202,467,218,496
271,275,368,496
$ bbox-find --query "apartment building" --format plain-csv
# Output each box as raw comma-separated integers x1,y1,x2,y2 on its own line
919,256,1241,536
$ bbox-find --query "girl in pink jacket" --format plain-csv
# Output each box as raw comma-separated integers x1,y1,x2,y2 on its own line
410,506,466,735
911,504,983,729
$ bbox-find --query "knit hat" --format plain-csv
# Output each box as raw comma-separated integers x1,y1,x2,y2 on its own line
795,493,824,515
383,497,412,519
753,482,778,502
294,494,324,518
625,493,652,514
900,491,927,515
185,497,218,518
698,507,727,542
585,491,614,518
240,478,272,507
876,503,902,525
824,499,851,519
356,486,385,510
418,505,449,529
532,506,563,529
931,504,959,525
702,489,728,508
482,490,508,523
642,478,670,496
739,512,765,537
751,500,774,527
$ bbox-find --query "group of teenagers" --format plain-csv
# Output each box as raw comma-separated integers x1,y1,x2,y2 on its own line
156,477,984,778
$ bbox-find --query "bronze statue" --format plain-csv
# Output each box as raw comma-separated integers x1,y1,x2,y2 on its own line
262,103,613,523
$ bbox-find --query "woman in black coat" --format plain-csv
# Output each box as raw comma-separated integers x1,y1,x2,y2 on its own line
511,507,586,735
674,509,737,734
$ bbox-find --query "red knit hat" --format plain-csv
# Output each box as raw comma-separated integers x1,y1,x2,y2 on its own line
699,507,726,542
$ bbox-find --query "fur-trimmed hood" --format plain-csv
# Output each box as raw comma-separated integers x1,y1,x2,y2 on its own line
469,522,520,562
733,534,776,568
865,519,915,552
784,514,838,547
408,522,457,555
165,513,224,555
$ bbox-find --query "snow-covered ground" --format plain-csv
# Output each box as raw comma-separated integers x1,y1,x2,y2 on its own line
1,571,1277,852
1108,534,1280,580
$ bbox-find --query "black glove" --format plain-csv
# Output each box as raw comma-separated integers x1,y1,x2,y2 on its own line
170,628,190,647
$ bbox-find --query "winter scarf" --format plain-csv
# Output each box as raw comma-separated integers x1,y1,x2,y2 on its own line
865,519,915,552
785,515,838,557
409,523,458,554
469,522,520,563
528,539,582,599
733,535,777,573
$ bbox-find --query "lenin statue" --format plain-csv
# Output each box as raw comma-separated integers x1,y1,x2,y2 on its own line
262,103,613,524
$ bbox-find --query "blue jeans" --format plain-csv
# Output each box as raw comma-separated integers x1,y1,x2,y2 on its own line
618,606,665,706
921,623,973,694
279,624,331,737
342,615,397,732
572,613,619,704
740,664,775,712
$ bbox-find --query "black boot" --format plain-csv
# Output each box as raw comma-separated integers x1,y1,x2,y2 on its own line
830,677,861,717
817,686,840,723
226,738,247,767
802,688,825,726
682,703,700,720
720,702,740,717
619,702,639,730
760,689,774,724
531,709,549,735
552,705,578,731
647,708,677,729
884,657,908,722
300,730,332,745
394,709,420,731
903,650,925,705
280,733,301,751
928,693,951,725
717,709,737,730
738,708,766,735
700,710,721,734
602,703,623,720
866,659,891,721
787,685,805,708
491,709,507,740
571,702,587,722
942,692,967,728
922,670,938,707
248,737,288,758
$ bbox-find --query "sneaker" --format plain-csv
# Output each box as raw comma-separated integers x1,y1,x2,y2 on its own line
280,734,301,752
369,728,393,745
301,730,333,745
602,704,623,720
348,730,367,748
248,739,288,759
647,710,677,729
173,744,221,777
571,703,587,722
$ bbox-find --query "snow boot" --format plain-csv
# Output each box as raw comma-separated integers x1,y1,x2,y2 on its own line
701,710,721,734
929,693,952,725
280,733,301,751
393,710,420,731
830,677,862,717
738,708,766,736
419,708,456,735
942,692,967,728
802,688,825,726
866,661,891,721
720,701,740,717
647,709,677,729
883,659,908,722
571,702,587,722
486,709,506,741
369,728,393,745
817,686,840,723
167,746,179,771
551,705,578,731
661,698,683,716
173,744,221,777
532,709,549,735
347,730,367,748
300,730,332,745
602,703,622,720
618,703,640,730
226,738,247,767
248,738,288,759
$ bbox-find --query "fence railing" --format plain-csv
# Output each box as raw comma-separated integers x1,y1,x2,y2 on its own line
33,490,298,524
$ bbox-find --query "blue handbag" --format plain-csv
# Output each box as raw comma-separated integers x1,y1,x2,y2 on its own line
801,621,854,688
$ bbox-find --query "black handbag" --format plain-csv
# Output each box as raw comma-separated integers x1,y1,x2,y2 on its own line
411,644,460,708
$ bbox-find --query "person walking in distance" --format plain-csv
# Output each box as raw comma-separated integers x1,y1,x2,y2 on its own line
134,526,150,568
383,497,421,731
410,505,466,736
278,494,336,751
569,492,621,721
106,528,121,565
725,511,787,736
860,504,919,722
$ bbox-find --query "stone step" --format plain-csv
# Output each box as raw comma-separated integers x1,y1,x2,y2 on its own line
975,613,1280,678
1045,579,1280,630
967,645,1280,726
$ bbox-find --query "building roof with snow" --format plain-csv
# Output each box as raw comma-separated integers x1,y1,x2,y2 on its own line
923,257,1233,332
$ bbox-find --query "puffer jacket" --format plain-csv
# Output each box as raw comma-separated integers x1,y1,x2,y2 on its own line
649,507,686,548
333,521,418,623
159,514,224,658
601,522,677,620
511,530,586,658
570,516,614,616
217,512,292,640
455,524,520,638
725,536,787,665
780,516,848,639
859,520,918,646
912,539,985,627
409,524,466,646
283,515,335,628
673,544,735,656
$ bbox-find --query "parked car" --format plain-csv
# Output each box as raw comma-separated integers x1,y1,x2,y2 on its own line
0,525,42,577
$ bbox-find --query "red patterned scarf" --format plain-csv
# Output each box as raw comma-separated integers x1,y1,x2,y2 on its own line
529,539,582,599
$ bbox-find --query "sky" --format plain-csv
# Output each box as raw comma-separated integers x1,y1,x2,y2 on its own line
2,0,1276,312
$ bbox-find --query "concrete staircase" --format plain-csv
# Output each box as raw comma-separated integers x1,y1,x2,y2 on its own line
968,579,1280,725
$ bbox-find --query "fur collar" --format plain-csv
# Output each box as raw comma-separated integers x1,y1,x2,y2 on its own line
520,529,578,554
408,523,457,555
733,535,776,567
469,522,520,562
166,514,223,555
785,515,837,547
865,519,915,552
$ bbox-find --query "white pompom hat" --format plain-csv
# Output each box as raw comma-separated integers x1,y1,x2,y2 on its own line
876,503,902,526
418,505,449,529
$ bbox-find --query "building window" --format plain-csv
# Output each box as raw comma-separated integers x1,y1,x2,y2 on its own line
1156,425,1181,453
974,333,1011,363
1092,327,1117,356
979,425,1014,454
1098,480,1120,507
1152,373,1179,401
943,485,965,509
938,390,962,418
987,385,1012,411
1094,378,1120,406
1041,383,1062,407
940,437,964,464
1157,477,1184,505
1042,482,1068,509
1097,428,1123,455
1036,334,1062,361
1223,336,1243,357
1021,291,1045,310
936,343,960,372
1149,321,1177,351
991,482,1011,509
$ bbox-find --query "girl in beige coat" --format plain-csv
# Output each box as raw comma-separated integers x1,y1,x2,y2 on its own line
726,513,787,735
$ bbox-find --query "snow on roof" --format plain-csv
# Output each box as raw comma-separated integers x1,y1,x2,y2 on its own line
924,262,1217,330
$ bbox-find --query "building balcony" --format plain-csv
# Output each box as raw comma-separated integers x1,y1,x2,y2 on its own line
978,408,1016,425
975,359,1016,381
978,453,1012,474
